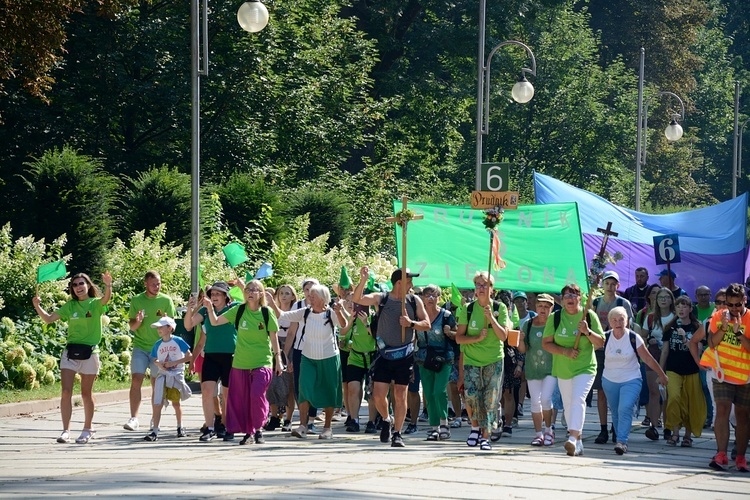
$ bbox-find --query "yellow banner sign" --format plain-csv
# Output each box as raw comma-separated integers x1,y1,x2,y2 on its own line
470,191,519,209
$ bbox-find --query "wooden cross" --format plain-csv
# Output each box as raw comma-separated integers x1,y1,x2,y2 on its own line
385,196,424,343
574,221,618,350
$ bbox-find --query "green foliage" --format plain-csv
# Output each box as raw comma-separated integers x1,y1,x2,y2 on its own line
286,186,353,249
0,223,70,317
21,146,118,274
120,165,192,248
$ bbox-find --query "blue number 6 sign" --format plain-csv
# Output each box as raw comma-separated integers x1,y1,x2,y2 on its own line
653,234,681,265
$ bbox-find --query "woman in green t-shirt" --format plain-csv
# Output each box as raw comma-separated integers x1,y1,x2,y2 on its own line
204,279,284,445
32,271,113,445
456,272,508,451
542,283,604,457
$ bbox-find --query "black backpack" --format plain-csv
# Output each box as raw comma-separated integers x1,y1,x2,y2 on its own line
233,303,271,334
604,330,640,361
370,292,417,337
465,300,502,323
552,308,597,332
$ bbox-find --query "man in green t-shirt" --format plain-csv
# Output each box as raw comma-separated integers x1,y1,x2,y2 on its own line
123,270,176,432
694,286,714,322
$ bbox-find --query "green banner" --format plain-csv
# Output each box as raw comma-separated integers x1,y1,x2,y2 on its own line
393,202,589,293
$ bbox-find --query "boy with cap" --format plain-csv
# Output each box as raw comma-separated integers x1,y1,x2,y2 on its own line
657,269,688,298
144,316,192,442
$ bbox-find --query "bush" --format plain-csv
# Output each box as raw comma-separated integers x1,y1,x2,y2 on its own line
285,186,352,250
21,146,118,274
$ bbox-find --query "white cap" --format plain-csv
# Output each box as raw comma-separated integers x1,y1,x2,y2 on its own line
150,316,176,329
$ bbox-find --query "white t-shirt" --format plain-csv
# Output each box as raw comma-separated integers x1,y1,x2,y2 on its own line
602,330,645,384
642,312,674,349
281,307,340,360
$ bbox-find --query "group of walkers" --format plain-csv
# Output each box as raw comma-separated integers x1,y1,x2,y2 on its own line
33,265,750,471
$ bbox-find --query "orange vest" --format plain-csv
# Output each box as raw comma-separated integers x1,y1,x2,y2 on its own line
703,309,750,384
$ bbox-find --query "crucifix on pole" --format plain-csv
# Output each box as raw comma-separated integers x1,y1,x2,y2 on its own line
385,196,423,343
574,221,619,350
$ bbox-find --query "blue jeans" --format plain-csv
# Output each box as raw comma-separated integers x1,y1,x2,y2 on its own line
602,376,642,445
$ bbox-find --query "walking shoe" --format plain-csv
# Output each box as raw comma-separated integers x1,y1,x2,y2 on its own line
57,430,71,444
663,429,672,441
575,439,584,456
564,439,576,456
461,408,469,421
645,426,659,441
448,407,456,419
736,455,749,473
380,418,392,443
143,431,158,442
595,428,609,444
418,411,429,423
177,427,187,438
364,421,377,434
319,428,333,440
307,423,318,434
391,431,405,447
291,425,308,439
199,429,216,442
346,421,361,433
222,432,235,441
123,417,139,431
374,414,384,430
254,430,265,444
264,416,281,431
450,418,462,428
614,442,627,455
403,423,418,435
344,415,353,427
281,419,292,432
709,451,729,471
239,433,252,445
517,404,524,417
75,429,95,444
501,425,513,437
200,424,208,435
215,423,227,439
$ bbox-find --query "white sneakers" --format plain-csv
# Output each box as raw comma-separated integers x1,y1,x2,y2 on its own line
123,417,139,431
291,424,308,439
319,428,333,440
565,438,584,456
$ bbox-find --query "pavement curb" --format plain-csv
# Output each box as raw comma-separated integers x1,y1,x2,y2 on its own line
0,387,151,418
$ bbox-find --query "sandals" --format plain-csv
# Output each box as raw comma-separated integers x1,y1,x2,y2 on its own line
531,435,544,446
438,425,451,440
426,429,439,441
543,431,555,447
479,438,492,451
75,429,95,444
666,435,680,447
490,427,502,442
466,429,480,447
57,430,71,444
681,437,693,448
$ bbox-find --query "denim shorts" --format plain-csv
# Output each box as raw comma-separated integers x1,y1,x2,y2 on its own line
130,347,157,376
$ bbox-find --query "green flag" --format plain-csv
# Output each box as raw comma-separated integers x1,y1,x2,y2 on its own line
339,266,352,289
393,201,589,293
37,260,67,284
229,286,244,302
366,271,376,291
245,271,253,282
450,282,462,307
222,242,248,268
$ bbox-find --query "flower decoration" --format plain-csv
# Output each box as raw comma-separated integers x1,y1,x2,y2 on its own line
587,250,624,288
395,208,415,227
482,207,504,231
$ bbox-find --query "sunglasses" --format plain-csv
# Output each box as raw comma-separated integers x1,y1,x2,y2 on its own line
715,300,726,305
71,281,87,287
726,302,744,308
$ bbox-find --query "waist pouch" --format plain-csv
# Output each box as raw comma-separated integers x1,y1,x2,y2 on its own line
66,343,94,360
379,343,414,361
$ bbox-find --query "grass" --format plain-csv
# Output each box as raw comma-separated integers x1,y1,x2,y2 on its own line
0,378,147,405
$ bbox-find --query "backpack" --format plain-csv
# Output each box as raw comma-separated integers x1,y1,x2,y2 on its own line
592,296,626,311
370,292,417,337
466,300,502,323
297,307,335,345
604,330,641,362
233,303,271,334
552,308,597,332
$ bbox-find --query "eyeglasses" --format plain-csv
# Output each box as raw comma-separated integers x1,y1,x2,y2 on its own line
726,302,744,308
715,300,726,305
563,293,579,299
475,283,489,289
657,296,671,301
72,281,86,287
245,289,262,293
423,293,439,299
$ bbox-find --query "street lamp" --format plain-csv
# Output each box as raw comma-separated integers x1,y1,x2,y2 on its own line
634,48,686,211
731,81,749,199
475,0,536,191
191,0,269,293
738,118,750,195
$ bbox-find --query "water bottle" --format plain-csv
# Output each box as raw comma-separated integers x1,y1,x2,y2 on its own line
376,337,386,351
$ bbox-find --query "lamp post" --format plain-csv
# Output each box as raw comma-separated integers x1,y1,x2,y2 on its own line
634,48,685,211
190,0,269,293
732,81,749,199
738,118,750,197
475,0,536,191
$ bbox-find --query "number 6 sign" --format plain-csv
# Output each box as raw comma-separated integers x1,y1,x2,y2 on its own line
653,233,681,265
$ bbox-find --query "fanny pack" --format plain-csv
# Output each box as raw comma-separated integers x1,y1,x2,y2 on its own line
66,343,93,360
379,343,414,361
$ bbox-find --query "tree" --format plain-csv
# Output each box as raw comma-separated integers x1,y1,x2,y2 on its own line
22,146,118,274
120,165,192,248
286,186,352,249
